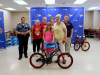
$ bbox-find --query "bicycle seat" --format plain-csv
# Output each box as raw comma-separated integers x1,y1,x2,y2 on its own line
56,41,59,45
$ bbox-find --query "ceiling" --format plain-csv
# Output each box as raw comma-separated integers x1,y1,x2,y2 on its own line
0,0,100,12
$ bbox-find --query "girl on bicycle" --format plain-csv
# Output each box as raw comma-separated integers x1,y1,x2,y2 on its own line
43,22,55,59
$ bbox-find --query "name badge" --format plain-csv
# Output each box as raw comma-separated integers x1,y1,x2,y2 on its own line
37,34,39,36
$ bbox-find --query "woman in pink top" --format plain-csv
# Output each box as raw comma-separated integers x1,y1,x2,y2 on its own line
43,22,55,58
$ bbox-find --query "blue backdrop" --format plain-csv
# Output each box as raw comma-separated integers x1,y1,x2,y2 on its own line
30,7,84,43
0,12,6,50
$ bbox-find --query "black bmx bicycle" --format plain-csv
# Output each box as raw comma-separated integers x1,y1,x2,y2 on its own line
74,34,90,51
29,42,73,69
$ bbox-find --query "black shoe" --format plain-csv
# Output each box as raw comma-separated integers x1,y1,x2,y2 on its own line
55,60,58,63
63,61,66,64
18,56,22,60
25,56,28,58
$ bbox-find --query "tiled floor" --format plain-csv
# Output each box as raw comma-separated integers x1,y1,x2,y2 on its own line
0,38,100,75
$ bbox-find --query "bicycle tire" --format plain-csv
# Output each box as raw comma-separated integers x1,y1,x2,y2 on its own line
81,42,90,51
29,53,45,68
74,42,80,51
57,53,73,69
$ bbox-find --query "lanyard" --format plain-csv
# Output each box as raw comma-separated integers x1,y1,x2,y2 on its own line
66,21,68,26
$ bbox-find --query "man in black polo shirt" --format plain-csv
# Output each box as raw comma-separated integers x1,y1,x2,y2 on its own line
63,15,73,54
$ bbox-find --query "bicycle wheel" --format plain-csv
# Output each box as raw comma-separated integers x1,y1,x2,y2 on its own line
74,42,80,51
58,53,73,69
81,42,90,51
30,53,45,68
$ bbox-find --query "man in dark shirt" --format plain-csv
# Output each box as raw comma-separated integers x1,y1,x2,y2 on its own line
63,15,73,54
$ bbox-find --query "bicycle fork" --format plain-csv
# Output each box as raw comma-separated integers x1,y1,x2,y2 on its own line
59,51,66,62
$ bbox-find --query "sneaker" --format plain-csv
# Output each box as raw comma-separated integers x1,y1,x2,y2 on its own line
63,61,66,64
55,60,58,63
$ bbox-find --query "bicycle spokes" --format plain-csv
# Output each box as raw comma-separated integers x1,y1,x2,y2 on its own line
82,42,90,51
58,53,73,69
30,53,45,68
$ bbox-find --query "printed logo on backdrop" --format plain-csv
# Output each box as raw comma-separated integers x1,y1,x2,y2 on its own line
78,24,83,27
73,30,77,32
79,14,83,17
42,9,46,11
0,28,3,34
63,9,67,10
74,9,78,11
32,20,36,21
47,14,51,17
51,9,56,11
37,14,41,17
59,14,62,16
69,13,72,17
78,35,82,38
73,20,77,21
74,33,82,38
0,40,4,43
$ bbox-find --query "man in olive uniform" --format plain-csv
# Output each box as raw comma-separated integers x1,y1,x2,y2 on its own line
15,17,31,60
63,15,73,54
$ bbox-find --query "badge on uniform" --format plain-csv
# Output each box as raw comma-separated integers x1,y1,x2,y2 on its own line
67,24,70,25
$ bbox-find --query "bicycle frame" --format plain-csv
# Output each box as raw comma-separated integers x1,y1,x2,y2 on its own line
41,42,65,64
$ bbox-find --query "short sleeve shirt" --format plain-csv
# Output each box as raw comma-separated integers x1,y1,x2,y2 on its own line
15,23,31,32
63,21,73,37
54,22,66,41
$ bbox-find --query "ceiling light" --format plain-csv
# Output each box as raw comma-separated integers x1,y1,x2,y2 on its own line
73,0,87,4
5,8,16,10
26,7,30,9
88,7,98,10
13,0,28,5
45,0,55,4
0,4,3,6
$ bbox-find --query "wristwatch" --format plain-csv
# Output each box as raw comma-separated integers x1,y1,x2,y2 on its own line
20,32,21,35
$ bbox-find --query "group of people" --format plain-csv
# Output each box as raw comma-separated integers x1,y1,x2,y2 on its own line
15,14,73,62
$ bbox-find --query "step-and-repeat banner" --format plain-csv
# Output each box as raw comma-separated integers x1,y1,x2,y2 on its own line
30,7,84,43
0,12,6,50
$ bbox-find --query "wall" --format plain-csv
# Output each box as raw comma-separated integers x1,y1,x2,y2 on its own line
84,11,92,28
93,10,100,29
0,9,13,31
12,11,30,29
84,10,100,29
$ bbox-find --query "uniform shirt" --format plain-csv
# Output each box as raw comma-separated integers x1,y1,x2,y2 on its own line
15,23,31,32
40,23,47,37
63,21,73,37
53,22,66,41
33,25,41,39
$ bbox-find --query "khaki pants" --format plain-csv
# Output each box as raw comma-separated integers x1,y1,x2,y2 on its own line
65,37,70,54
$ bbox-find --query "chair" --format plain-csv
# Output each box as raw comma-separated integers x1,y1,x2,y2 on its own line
95,31,100,39
88,29,94,38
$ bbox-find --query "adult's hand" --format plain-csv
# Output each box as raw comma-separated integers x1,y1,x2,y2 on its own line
21,32,25,35
64,38,67,43
70,35,72,39
24,32,28,35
